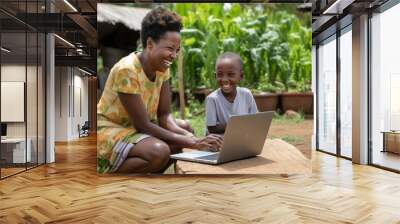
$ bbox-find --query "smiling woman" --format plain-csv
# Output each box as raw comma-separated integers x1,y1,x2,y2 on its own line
97,7,223,174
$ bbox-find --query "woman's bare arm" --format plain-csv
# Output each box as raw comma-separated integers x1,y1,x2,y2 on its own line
119,92,222,149
157,81,192,136
119,92,193,146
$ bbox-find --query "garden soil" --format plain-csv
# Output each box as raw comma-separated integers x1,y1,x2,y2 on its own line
269,118,313,160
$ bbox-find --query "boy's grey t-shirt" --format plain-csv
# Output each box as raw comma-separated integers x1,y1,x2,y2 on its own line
205,87,258,129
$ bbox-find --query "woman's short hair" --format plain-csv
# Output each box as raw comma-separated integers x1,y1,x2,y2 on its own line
141,7,182,48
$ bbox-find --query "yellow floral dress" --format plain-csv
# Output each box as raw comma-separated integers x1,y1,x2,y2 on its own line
97,52,170,173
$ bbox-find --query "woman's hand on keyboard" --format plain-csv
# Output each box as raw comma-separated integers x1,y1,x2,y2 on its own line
192,134,223,151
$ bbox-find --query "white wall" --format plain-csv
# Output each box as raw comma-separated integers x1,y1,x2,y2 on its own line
72,73,89,138
1,65,26,143
54,67,89,141
1,65,26,81
1,64,46,164
55,67,69,141
1,65,31,138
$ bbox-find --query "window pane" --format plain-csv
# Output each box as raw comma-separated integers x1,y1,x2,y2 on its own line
1,31,27,177
38,33,45,165
27,31,38,169
340,27,352,158
371,3,400,171
318,36,337,154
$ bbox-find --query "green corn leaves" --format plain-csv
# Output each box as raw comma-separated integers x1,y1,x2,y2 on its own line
170,3,311,93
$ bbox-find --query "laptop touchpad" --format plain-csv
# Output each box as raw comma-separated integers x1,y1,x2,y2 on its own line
173,151,216,159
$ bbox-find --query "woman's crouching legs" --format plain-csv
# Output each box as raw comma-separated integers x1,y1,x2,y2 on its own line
116,137,171,174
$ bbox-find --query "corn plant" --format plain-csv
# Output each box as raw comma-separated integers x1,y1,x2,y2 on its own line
169,3,311,93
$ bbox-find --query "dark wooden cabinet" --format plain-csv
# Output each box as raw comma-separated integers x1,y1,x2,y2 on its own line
382,131,400,154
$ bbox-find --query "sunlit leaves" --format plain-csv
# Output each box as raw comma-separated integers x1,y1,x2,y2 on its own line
172,3,311,93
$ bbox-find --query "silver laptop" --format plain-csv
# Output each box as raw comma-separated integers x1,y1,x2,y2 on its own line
170,111,273,165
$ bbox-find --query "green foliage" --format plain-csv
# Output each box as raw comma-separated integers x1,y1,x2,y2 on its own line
185,94,205,118
97,54,103,72
188,114,206,137
169,3,311,93
172,94,206,137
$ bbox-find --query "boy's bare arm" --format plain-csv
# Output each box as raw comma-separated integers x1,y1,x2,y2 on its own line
207,124,226,135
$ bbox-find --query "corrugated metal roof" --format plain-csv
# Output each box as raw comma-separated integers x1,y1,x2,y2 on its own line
97,3,150,31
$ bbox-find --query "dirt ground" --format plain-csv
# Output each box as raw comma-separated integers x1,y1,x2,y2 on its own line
269,118,313,159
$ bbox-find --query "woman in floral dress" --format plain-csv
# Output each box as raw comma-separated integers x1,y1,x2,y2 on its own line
97,7,222,174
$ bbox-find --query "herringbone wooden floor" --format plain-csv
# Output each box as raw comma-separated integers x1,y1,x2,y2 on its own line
1,135,400,223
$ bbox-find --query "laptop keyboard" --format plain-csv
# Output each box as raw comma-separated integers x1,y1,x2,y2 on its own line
197,153,219,161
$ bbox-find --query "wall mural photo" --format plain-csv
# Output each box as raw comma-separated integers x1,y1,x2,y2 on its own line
97,3,312,175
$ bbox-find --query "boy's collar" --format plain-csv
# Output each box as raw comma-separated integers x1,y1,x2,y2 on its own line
218,87,238,101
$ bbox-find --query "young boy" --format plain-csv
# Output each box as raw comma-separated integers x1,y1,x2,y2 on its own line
205,52,258,135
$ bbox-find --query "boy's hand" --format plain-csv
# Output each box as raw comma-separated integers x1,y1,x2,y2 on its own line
193,134,223,151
